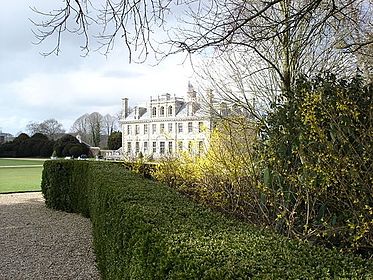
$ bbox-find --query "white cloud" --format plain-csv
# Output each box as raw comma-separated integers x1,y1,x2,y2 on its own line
0,1,195,136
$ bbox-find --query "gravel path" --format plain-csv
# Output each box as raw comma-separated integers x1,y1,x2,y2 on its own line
0,192,100,280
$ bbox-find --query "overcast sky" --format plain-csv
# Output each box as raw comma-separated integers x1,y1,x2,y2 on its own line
0,1,194,136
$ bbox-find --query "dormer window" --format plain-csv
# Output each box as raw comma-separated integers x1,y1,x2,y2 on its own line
160,106,165,117
152,107,157,117
168,106,173,116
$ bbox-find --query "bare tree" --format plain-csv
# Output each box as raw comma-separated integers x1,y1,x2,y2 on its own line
88,112,103,147
32,1,372,60
71,112,103,147
26,122,40,136
188,1,370,126
71,113,90,140
102,114,118,136
32,0,372,117
32,0,372,133
356,33,373,82
26,118,65,139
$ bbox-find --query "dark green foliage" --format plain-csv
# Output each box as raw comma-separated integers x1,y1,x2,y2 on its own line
0,142,17,157
61,143,77,157
41,160,373,280
31,133,49,141
68,144,87,158
107,131,122,150
53,134,89,157
0,132,54,158
13,133,30,143
40,141,55,157
41,160,90,216
54,134,79,157
17,141,32,157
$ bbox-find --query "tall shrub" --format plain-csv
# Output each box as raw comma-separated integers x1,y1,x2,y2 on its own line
155,117,262,219
156,74,372,255
261,74,372,252
54,134,89,157
107,131,122,150
0,132,55,158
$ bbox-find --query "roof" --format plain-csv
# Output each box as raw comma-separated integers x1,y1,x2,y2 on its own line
123,101,208,122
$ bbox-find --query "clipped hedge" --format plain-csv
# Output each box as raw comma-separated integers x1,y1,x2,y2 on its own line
41,160,373,279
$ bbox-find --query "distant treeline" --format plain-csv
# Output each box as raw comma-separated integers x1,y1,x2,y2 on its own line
0,133,89,158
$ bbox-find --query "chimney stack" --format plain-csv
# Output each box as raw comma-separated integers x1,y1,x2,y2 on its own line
122,98,129,118
206,89,214,115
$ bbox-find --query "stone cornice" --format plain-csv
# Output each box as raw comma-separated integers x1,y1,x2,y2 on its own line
120,116,209,124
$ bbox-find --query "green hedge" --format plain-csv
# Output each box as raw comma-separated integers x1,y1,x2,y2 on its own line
41,160,373,279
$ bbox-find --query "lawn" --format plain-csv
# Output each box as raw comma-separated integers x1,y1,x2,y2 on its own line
0,158,45,193
0,158,45,167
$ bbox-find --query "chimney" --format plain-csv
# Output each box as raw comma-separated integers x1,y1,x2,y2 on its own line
122,98,129,118
187,82,197,101
187,82,198,116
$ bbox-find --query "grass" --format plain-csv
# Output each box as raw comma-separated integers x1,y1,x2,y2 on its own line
0,158,45,167
0,158,45,193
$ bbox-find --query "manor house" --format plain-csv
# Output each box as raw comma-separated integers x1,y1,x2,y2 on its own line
120,83,214,159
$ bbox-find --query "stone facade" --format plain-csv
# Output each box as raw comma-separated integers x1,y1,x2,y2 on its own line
120,84,212,159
